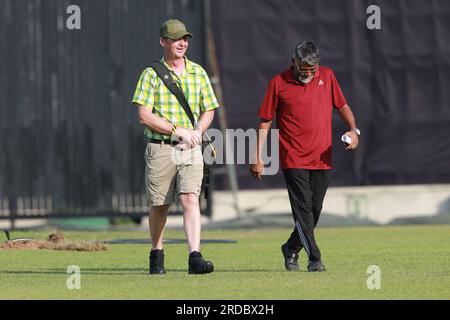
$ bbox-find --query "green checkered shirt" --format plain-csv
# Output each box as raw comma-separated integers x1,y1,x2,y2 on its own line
132,57,219,140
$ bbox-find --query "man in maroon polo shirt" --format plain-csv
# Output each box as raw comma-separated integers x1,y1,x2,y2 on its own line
250,41,360,272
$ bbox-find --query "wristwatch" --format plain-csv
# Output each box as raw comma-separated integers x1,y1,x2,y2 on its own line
351,128,361,136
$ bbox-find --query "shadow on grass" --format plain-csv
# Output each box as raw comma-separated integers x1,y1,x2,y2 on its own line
0,268,284,275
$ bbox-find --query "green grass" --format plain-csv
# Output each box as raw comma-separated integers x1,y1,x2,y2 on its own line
1,225,449,299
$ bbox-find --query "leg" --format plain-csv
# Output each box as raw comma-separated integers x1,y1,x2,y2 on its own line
283,169,321,263
286,170,331,252
149,205,170,274
179,192,214,275
149,205,170,250
179,193,201,253
310,170,330,226
145,142,177,249
145,142,177,274
286,228,302,253
177,146,213,274
177,145,204,253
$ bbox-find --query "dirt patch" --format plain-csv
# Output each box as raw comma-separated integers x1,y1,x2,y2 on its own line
48,231,65,243
0,232,108,251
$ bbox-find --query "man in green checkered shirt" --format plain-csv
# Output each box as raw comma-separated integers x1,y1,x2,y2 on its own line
132,19,219,275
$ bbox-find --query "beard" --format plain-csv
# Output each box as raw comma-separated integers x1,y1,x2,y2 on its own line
299,74,313,84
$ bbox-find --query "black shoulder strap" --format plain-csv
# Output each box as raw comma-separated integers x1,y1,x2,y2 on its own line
149,61,196,127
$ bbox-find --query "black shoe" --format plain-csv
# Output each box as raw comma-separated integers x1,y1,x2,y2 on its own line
307,260,326,272
188,251,214,274
149,249,166,275
281,243,299,271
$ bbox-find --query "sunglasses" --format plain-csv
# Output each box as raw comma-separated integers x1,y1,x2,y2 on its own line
294,60,318,76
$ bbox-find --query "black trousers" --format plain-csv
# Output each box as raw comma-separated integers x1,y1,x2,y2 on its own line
283,169,330,262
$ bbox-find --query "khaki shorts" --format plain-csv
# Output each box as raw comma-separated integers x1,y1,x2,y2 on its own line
144,142,203,206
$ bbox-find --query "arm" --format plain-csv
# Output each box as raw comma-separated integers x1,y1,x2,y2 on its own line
136,104,173,135
250,119,272,181
137,104,194,145
189,109,215,146
133,69,175,135
197,109,215,134
338,104,359,150
138,104,195,148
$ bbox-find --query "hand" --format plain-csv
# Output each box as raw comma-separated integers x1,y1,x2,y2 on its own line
174,127,194,150
192,129,202,147
344,130,359,151
250,160,264,181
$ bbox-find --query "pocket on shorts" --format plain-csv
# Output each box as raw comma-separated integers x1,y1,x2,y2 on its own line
144,143,157,162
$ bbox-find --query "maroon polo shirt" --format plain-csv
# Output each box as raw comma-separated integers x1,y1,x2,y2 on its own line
257,66,347,170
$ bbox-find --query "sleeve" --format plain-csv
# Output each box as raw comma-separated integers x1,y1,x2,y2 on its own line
131,68,156,107
199,69,220,112
330,70,347,109
257,78,278,120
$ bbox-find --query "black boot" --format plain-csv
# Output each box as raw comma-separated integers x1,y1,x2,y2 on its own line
307,260,326,272
281,243,300,271
149,249,166,275
188,251,214,274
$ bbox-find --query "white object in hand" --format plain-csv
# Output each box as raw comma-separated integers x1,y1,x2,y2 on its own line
341,134,352,145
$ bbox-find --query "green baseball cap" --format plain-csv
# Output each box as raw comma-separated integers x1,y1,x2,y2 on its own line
160,19,193,40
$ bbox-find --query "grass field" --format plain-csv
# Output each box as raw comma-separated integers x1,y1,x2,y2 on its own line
0,225,449,300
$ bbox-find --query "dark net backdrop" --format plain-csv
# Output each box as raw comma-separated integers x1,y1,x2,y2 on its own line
211,0,450,190
1,0,450,219
0,0,206,217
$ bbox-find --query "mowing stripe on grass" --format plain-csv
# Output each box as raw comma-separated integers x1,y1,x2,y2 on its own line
99,239,237,244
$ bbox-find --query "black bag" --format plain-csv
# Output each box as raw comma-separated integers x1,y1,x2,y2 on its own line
149,61,216,199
